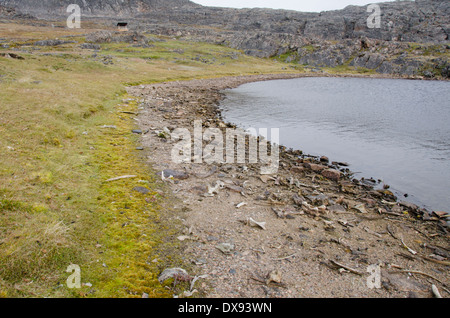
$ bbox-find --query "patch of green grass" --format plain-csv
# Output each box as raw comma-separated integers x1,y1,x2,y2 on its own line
324,64,377,75
302,45,317,53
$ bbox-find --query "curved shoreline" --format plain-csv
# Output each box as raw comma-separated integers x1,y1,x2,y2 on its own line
216,74,450,214
128,73,449,298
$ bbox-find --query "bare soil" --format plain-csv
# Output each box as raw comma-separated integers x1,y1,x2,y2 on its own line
127,74,449,298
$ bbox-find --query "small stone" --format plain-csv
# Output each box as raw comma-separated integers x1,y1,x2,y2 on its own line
101,125,117,129
266,270,283,284
321,169,341,181
291,166,305,174
206,236,218,242
132,129,143,134
224,184,244,193
327,204,347,213
320,156,329,163
133,186,150,194
193,258,207,265
307,194,330,206
332,161,349,167
216,243,234,255
162,169,189,180
352,203,368,213
304,163,327,172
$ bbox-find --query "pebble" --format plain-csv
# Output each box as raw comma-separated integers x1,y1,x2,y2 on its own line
162,169,189,180
321,169,341,181
133,186,150,194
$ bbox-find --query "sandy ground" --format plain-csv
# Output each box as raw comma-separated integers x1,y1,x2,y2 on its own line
127,74,449,298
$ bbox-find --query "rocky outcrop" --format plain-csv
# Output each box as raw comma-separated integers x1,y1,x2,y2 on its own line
0,0,198,17
2,0,449,78
0,3,34,19
133,0,449,78
3,0,448,44
130,0,449,43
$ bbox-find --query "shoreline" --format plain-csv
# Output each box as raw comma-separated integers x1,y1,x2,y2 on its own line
214,74,450,214
127,73,449,298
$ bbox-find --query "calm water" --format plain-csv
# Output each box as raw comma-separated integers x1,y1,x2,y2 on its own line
220,77,450,212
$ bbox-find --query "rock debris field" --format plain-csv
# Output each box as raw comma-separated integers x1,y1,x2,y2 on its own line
127,74,449,298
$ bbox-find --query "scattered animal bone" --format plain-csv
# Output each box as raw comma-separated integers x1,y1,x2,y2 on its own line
240,217,266,230
204,180,224,196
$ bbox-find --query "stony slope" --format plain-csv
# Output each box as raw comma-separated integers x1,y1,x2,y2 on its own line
0,0,198,17
135,0,449,43
3,0,449,43
134,0,449,78
2,0,449,77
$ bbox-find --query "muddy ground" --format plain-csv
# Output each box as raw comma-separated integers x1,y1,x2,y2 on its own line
127,74,449,298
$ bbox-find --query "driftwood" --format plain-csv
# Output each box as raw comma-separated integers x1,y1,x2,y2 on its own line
328,260,364,276
389,269,447,288
105,175,138,182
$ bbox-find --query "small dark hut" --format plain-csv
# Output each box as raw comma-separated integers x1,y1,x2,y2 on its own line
117,22,128,32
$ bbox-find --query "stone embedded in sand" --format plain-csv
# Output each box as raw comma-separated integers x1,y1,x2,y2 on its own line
321,168,341,181
133,186,150,194
224,184,244,193
291,166,305,174
216,243,235,255
162,169,189,180
328,204,347,213
307,194,330,206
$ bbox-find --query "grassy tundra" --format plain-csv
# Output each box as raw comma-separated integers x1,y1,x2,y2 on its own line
0,21,298,297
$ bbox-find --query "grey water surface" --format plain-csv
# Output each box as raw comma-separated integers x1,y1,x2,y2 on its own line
220,77,450,212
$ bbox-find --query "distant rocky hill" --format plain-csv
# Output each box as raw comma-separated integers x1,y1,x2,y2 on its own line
135,0,449,78
3,0,448,43
0,2,34,19
0,0,198,17
140,0,449,43
1,0,449,78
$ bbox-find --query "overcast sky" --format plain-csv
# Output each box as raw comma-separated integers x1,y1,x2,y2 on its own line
191,0,399,12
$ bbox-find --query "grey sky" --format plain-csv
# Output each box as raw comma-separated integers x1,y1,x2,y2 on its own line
191,0,399,12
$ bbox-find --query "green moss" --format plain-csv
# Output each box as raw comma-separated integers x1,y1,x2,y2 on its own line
0,199,29,212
